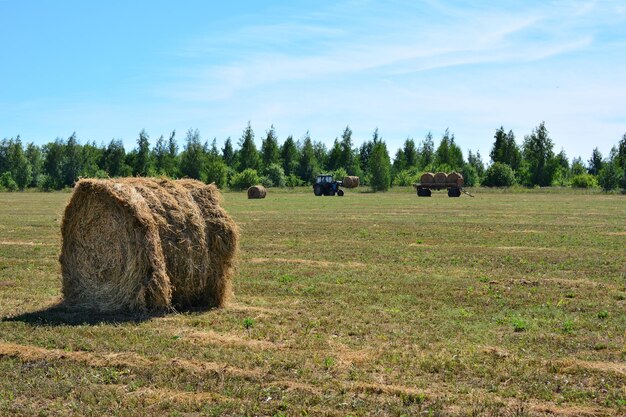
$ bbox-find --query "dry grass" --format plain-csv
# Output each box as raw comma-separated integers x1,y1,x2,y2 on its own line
0,188,625,416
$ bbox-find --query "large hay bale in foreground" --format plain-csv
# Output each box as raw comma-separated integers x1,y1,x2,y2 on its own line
60,178,239,313
420,172,435,184
434,172,448,184
447,171,464,186
247,185,266,199
342,176,360,188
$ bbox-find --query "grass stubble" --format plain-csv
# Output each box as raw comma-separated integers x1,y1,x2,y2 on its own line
0,188,624,416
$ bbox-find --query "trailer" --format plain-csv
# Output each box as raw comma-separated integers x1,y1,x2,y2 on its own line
413,172,472,197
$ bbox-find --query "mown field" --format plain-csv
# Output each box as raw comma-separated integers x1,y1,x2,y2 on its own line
0,188,624,416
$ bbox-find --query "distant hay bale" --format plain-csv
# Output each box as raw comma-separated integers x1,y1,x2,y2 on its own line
420,172,435,184
247,185,267,199
342,176,360,188
59,178,239,313
434,172,448,184
448,171,464,186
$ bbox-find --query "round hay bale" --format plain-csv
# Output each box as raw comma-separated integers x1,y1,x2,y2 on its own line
420,172,435,184
448,171,464,186
59,178,239,313
247,185,267,199
434,172,448,184
342,176,360,188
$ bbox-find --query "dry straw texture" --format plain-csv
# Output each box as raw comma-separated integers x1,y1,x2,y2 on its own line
247,185,267,199
59,178,239,313
420,172,435,184
447,172,464,186
342,176,360,188
434,172,448,184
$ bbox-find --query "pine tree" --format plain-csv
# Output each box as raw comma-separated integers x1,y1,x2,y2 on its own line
368,135,391,192
435,129,463,170
63,133,82,186
392,148,407,176
25,142,43,187
358,140,373,173
7,137,32,190
102,139,128,178
339,126,359,174
42,139,65,189
418,132,434,169
467,150,485,177
328,139,342,171
280,135,299,176
179,129,206,181
313,141,328,171
261,125,280,172
81,141,104,178
490,127,521,170
222,137,235,168
403,138,418,168
237,122,260,171
134,129,152,176
587,147,603,175
521,122,555,186
297,133,319,183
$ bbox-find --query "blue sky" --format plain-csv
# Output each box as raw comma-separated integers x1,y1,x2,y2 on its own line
1,0,625,162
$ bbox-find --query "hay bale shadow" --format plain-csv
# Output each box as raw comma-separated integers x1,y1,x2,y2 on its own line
1,303,218,327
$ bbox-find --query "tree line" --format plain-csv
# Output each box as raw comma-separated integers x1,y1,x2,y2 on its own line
1,122,625,192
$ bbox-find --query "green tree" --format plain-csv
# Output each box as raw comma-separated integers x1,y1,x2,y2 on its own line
261,125,280,172
42,139,66,189
521,122,555,186
81,141,104,178
166,131,179,177
587,147,603,175
313,141,328,171
403,138,418,168
102,139,129,177
616,133,626,189
461,164,479,187
134,129,153,176
230,168,260,190
62,133,82,186
328,139,342,171
0,172,18,191
368,135,391,192
222,137,235,168
238,122,260,171
392,148,407,176
597,162,622,191
280,135,299,176
7,137,32,190
490,127,521,170
265,163,286,187
205,158,228,188
571,157,586,176
418,132,435,170
358,140,374,174
179,129,206,181
552,149,570,186
570,173,597,188
25,142,43,187
297,133,319,183
482,162,516,187
435,129,463,170
0,139,8,173
153,135,168,175
339,126,360,175
467,150,485,178
153,131,178,177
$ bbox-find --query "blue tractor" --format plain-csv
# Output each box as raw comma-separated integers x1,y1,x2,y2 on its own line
313,174,344,196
